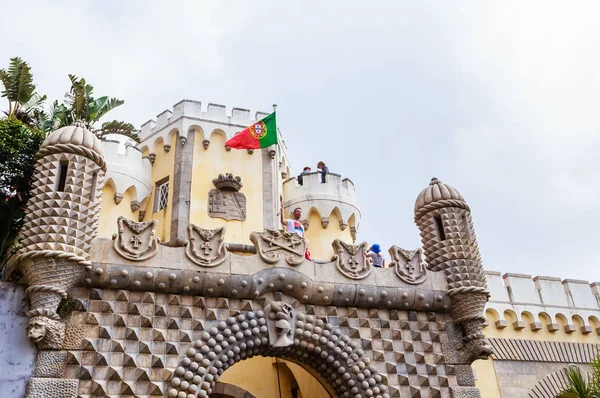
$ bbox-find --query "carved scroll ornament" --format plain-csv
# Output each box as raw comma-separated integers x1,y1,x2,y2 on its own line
112,216,160,261
390,245,427,284
250,229,306,266
332,239,372,280
185,225,227,267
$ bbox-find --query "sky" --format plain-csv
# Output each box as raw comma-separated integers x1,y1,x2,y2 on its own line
1,1,599,282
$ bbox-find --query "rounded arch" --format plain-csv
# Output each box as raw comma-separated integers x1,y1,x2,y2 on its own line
168,127,180,143
168,307,388,398
485,308,500,324
189,124,206,142
210,128,227,142
538,311,552,326
572,314,585,329
153,136,165,152
527,366,573,397
588,315,600,333
210,382,256,398
555,312,569,326
521,310,535,324
503,309,518,326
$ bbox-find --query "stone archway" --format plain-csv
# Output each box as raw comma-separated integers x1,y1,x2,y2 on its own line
527,367,574,398
168,305,389,398
210,382,256,398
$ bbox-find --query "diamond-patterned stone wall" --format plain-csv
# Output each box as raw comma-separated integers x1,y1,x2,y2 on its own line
52,287,462,398
19,152,104,260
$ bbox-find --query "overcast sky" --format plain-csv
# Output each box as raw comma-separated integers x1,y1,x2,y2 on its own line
2,1,599,282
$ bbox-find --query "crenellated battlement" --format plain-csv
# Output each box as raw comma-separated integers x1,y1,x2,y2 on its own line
484,270,600,333
140,99,271,141
283,172,359,229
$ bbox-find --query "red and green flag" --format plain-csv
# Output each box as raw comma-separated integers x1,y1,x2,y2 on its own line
225,112,277,149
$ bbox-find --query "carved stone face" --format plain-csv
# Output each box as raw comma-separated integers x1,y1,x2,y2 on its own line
27,318,47,343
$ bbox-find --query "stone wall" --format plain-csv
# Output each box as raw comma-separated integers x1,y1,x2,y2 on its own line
0,282,37,397
38,286,459,397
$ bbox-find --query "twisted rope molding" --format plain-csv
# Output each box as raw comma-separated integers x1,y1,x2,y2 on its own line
414,199,470,221
447,286,489,297
17,249,91,266
37,143,106,171
25,285,67,299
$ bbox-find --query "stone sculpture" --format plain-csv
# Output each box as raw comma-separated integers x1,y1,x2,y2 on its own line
185,225,227,267
208,173,247,221
331,239,372,279
265,301,296,347
414,178,492,367
17,121,105,320
250,229,306,266
27,315,66,350
112,216,160,261
390,245,427,284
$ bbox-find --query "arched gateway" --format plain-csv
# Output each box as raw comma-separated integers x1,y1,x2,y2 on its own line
14,118,492,398
168,302,387,397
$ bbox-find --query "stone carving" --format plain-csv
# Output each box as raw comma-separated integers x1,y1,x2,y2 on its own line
265,301,296,347
112,216,160,261
390,245,427,284
185,225,227,267
331,239,372,279
250,229,306,266
26,377,78,398
169,305,389,398
414,178,492,366
27,316,66,350
208,173,247,221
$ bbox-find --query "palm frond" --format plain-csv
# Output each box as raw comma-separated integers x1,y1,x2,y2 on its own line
21,94,47,113
561,366,594,398
93,120,139,142
93,97,124,123
14,59,35,108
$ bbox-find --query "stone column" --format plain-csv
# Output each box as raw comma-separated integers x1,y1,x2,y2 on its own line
169,130,195,244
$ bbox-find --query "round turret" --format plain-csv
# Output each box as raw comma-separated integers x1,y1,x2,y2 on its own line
41,120,105,157
283,171,360,260
413,178,492,361
414,177,467,220
17,122,106,319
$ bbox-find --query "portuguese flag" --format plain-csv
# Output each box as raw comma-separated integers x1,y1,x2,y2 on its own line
225,112,277,149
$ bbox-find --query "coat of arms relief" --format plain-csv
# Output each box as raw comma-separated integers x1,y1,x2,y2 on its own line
390,245,427,284
112,216,160,261
208,173,247,221
331,239,372,279
185,225,227,267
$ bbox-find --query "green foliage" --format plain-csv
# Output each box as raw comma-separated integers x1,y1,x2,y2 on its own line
57,297,74,319
0,118,44,267
561,348,600,397
0,57,47,123
44,74,139,142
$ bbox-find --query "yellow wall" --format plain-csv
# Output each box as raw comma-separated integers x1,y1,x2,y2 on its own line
142,133,177,242
97,183,138,238
475,308,600,394
189,130,264,244
218,357,330,398
483,309,600,344
304,210,353,261
473,359,501,398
